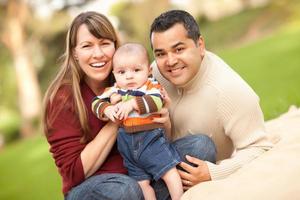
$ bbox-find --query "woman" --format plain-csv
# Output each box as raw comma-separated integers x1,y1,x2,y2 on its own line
43,11,216,200
42,11,144,199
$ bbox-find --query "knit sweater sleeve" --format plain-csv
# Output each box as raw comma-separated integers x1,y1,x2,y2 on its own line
206,84,274,180
91,87,115,120
135,80,163,114
46,87,86,194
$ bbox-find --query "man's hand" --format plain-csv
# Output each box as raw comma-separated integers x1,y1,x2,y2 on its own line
152,107,171,138
152,88,172,137
178,155,211,191
103,105,118,122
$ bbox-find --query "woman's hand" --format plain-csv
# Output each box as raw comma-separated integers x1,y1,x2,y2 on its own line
178,155,211,191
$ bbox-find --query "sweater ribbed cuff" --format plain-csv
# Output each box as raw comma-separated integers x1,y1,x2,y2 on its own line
206,147,268,180
206,161,233,180
135,97,146,114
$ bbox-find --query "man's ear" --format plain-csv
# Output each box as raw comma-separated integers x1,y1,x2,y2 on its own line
148,65,153,77
197,36,205,57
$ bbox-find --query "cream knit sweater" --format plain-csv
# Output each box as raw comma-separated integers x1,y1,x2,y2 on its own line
153,51,274,180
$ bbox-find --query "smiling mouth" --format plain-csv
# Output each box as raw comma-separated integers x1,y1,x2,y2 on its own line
168,66,185,73
90,62,106,68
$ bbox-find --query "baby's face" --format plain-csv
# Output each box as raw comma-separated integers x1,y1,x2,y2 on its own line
113,55,150,90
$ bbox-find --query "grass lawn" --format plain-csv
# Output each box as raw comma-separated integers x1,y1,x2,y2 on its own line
218,25,300,120
0,135,63,200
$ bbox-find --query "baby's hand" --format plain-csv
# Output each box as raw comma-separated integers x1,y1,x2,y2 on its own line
110,93,122,105
116,99,137,120
104,105,118,122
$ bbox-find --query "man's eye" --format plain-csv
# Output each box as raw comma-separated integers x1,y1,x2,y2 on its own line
155,52,165,57
176,47,184,53
134,69,140,72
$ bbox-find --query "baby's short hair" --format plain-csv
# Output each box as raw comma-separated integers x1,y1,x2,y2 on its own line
113,43,150,66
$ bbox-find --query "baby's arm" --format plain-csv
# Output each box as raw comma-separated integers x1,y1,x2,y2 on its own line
103,105,118,122
116,99,138,120
110,93,122,105
91,87,119,121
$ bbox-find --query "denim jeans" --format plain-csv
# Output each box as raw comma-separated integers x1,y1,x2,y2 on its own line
117,128,181,181
65,134,216,200
65,173,143,200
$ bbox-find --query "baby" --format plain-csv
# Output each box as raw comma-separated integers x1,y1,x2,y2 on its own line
92,43,183,200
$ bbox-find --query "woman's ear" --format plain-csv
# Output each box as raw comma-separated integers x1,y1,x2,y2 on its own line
73,50,79,61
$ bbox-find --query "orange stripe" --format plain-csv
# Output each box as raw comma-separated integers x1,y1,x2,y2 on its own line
145,80,161,90
123,114,160,126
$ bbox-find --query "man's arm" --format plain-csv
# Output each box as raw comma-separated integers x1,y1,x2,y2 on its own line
178,83,274,189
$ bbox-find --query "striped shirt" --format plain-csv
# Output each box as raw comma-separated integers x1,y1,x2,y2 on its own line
92,78,164,133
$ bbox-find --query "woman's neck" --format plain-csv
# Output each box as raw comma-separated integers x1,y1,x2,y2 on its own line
84,77,109,95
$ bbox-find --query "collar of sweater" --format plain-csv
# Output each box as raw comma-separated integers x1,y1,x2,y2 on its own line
176,50,210,94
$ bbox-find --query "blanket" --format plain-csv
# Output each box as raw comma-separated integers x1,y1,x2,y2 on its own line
181,105,300,200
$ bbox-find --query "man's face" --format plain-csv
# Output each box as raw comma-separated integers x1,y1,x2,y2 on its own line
151,23,205,87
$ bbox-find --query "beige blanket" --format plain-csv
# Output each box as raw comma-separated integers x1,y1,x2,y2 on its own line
182,105,300,200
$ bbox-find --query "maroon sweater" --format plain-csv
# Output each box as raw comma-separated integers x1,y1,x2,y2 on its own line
46,81,126,195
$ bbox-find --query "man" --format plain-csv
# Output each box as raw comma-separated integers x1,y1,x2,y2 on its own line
150,10,274,189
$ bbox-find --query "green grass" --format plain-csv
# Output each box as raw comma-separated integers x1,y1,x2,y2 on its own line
218,26,300,120
0,135,63,200
200,7,266,50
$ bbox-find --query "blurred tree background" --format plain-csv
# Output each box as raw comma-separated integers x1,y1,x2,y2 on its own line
0,0,299,199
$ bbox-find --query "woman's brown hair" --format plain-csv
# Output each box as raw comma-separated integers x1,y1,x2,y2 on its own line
42,11,120,143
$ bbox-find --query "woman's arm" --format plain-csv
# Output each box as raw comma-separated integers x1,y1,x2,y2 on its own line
80,121,118,178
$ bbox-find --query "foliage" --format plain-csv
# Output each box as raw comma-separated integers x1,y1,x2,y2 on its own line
200,3,295,51
0,42,20,142
110,0,171,59
0,108,21,143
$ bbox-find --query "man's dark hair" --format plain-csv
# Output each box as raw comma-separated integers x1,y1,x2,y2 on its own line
150,10,201,45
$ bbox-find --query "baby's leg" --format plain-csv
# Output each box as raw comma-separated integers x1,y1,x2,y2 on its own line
138,180,156,200
161,167,183,200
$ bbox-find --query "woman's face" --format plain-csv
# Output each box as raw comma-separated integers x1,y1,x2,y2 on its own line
74,24,115,90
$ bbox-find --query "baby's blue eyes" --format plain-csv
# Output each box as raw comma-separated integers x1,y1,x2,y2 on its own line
116,68,141,75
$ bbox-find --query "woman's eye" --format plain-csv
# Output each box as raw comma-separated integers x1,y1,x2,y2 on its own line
82,44,91,48
134,69,140,72
118,71,125,74
101,40,113,46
